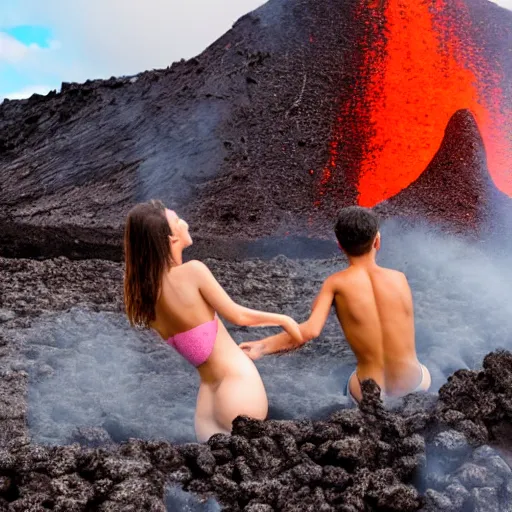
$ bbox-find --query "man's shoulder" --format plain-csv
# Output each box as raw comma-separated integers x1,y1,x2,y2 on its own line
379,267,411,290
381,266,406,278
324,268,351,290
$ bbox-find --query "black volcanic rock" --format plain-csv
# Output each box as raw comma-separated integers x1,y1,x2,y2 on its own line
2,351,512,510
375,109,512,234
1,0,510,260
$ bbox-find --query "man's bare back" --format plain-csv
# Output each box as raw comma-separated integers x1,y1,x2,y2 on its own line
240,206,431,403
332,264,430,401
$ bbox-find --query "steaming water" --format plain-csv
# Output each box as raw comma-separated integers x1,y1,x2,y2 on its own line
165,485,221,511
24,218,512,445
24,307,349,445
380,219,512,388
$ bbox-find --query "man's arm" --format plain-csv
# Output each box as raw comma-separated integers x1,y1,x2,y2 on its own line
240,276,337,359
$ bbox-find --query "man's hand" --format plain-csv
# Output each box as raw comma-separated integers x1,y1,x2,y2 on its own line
240,340,266,360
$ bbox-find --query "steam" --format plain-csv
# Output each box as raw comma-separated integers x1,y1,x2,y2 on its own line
134,101,229,205
378,218,512,389
165,485,221,512
24,309,199,444
21,216,512,444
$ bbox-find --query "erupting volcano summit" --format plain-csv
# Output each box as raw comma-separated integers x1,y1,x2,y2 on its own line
0,0,510,260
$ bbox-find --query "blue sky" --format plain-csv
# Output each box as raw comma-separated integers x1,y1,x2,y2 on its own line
0,0,267,100
0,24,62,99
0,0,510,101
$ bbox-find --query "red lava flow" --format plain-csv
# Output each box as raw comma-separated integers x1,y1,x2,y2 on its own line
319,0,512,207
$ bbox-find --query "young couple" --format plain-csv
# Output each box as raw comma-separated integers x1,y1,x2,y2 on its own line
124,201,431,442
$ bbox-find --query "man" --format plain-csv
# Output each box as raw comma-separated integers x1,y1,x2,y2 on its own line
240,206,431,402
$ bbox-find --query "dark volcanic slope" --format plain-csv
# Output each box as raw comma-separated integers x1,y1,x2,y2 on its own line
0,0,363,260
1,0,510,260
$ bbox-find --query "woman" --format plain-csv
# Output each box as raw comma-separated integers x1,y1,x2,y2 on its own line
124,200,302,442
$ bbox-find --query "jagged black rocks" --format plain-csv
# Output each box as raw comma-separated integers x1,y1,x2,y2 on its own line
0,352,512,510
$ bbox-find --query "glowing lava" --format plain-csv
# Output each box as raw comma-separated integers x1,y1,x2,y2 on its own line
320,0,512,207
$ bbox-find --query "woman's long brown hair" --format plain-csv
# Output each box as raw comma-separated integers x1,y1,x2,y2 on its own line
124,200,173,327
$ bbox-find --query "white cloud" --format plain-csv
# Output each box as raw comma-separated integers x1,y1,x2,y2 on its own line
3,0,267,82
0,32,33,62
488,0,512,8
0,31,62,75
1,84,54,100
0,29,68,99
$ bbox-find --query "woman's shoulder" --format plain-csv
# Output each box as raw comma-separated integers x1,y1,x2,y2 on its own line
182,259,208,271
169,261,213,292
180,259,212,278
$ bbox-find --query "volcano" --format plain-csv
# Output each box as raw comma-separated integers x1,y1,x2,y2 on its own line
0,0,510,260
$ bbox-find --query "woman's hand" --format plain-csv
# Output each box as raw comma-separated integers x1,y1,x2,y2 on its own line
279,315,303,343
240,317,304,359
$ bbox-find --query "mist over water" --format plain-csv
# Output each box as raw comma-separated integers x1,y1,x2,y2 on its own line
24,310,198,444
379,218,512,389
165,485,221,512
23,217,512,445
24,306,350,445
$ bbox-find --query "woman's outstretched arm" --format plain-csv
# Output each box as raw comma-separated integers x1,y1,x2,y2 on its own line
239,276,336,360
190,260,302,342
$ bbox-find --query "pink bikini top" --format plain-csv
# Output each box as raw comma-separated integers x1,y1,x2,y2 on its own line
167,315,219,367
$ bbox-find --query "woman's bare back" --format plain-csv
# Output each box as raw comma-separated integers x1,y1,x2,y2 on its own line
151,262,214,339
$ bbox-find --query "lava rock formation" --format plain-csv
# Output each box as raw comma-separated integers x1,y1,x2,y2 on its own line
1,353,512,510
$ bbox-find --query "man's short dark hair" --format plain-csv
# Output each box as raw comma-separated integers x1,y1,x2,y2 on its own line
334,206,380,256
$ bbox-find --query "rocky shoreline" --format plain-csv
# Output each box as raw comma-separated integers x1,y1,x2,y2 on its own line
1,253,512,510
